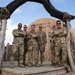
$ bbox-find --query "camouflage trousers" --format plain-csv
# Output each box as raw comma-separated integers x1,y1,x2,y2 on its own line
54,42,67,65
50,41,55,64
28,45,39,64
23,45,28,65
10,43,24,64
39,45,45,63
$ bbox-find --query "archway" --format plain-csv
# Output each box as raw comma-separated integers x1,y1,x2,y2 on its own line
0,0,75,72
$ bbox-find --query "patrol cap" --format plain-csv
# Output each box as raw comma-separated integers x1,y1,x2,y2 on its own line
39,25,42,28
56,20,61,24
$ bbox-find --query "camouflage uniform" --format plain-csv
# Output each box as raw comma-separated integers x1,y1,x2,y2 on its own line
49,30,55,65
54,27,67,66
37,30,47,63
23,31,28,65
10,29,24,67
27,30,39,65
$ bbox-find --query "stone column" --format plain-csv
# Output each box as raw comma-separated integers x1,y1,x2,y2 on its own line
66,20,75,72
0,19,7,68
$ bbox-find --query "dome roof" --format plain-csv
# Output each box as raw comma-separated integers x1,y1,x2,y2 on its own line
28,18,56,30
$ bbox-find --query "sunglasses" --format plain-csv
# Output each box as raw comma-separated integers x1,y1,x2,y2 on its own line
24,27,27,28
19,26,22,27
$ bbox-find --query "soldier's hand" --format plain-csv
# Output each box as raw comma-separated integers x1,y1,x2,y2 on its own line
31,34,36,38
18,32,24,36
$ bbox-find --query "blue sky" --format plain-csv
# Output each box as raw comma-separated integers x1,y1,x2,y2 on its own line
0,0,75,45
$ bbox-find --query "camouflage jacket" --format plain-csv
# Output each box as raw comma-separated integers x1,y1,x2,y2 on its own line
27,30,38,46
37,30,47,45
12,29,24,44
54,27,67,43
49,30,55,42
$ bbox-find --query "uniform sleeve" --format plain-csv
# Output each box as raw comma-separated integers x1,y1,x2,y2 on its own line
54,30,60,36
23,31,26,37
59,27,67,36
12,29,19,37
43,32,47,43
36,31,39,38
27,32,31,39
48,31,54,37
12,29,24,37
63,27,67,35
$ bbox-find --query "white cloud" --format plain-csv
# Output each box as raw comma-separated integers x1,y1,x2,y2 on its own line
5,19,17,45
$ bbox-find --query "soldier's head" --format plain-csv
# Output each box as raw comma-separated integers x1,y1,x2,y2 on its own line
39,25,42,31
23,25,27,31
31,24,35,31
18,23,22,30
56,20,61,28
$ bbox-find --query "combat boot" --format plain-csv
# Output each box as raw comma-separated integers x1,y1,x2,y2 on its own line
10,63,14,68
18,63,25,68
40,62,43,66
34,63,40,67
27,62,33,67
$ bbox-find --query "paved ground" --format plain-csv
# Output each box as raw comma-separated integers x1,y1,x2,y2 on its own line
2,61,57,71
1,61,75,75
0,72,75,75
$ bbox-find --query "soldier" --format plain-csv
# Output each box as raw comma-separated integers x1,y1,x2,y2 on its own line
49,25,56,65
10,23,25,68
54,20,67,67
37,25,47,66
23,25,28,66
27,24,40,67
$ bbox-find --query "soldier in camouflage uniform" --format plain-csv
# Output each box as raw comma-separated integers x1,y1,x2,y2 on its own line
10,23,25,68
23,25,28,66
54,20,67,67
49,25,56,65
37,25,47,66
27,24,40,67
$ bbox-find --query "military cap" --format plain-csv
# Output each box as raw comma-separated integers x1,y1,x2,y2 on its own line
56,20,61,24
